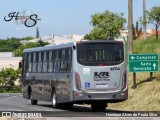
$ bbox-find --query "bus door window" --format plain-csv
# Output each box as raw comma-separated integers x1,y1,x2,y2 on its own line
66,49,72,72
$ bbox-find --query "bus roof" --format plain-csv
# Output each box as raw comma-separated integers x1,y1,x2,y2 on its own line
23,40,124,53
23,42,74,53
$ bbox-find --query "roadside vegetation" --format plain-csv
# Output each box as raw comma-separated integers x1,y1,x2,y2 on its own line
0,37,49,56
0,37,49,93
108,36,160,111
0,68,21,93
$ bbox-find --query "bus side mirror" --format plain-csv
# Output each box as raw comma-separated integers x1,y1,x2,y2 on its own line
19,61,22,69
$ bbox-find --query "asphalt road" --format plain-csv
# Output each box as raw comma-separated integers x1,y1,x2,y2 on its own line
1,93,158,120
0,93,123,111
0,93,115,120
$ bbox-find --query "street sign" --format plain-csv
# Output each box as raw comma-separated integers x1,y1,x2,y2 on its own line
129,54,159,72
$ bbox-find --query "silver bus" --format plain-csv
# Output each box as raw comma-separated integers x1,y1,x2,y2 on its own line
20,40,128,111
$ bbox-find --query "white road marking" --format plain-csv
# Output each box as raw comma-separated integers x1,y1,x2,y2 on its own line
0,96,17,102
8,109,23,111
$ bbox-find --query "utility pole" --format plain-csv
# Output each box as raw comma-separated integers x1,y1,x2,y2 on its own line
128,0,133,54
128,0,136,89
143,0,147,40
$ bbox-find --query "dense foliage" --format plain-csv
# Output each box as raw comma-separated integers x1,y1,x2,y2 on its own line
132,21,142,40
14,40,49,56
0,37,49,56
140,6,160,40
0,38,21,52
0,68,21,93
84,10,126,40
147,6,160,40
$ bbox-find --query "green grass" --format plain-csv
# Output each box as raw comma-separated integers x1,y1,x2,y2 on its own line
133,36,160,54
108,36,160,111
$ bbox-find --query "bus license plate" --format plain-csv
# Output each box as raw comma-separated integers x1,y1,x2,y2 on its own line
96,83,108,88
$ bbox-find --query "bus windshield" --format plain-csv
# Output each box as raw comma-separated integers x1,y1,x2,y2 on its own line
77,42,124,66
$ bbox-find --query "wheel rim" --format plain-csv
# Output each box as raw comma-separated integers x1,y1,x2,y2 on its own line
52,93,56,106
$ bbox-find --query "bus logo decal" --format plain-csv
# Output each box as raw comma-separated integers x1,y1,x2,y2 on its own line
110,67,120,71
94,72,109,81
83,68,90,76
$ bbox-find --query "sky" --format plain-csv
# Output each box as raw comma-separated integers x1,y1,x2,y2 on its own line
0,0,160,39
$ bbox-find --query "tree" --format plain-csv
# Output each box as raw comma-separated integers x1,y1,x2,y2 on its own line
84,10,126,40
36,27,40,38
147,6,160,40
0,38,21,52
134,21,142,39
136,21,139,34
132,24,136,40
21,36,34,41
0,68,20,93
14,41,49,56
37,39,49,47
14,42,38,56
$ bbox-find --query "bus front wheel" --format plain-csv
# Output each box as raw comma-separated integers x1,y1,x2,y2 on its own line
29,90,38,105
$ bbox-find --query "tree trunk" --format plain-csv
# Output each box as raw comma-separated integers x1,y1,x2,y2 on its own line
156,26,158,40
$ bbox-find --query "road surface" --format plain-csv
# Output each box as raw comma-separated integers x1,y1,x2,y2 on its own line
0,93,158,120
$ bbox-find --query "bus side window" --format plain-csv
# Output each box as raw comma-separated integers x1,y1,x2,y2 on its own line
32,53,37,72
60,49,67,72
54,50,60,72
48,51,53,72
43,51,48,72
37,52,42,72
28,53,32,72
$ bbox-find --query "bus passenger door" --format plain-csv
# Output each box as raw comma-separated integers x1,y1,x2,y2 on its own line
22,53,29,99
43,76,52,101
58,49,72,103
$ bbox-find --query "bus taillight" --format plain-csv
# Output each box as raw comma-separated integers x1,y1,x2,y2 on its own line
122,70,127,90
75,72,82,91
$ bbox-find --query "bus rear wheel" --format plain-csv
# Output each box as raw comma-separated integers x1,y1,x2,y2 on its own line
91,102,107,112
52,91,60,109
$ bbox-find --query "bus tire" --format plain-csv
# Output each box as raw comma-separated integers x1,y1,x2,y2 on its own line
31,99,38,105
91,102,107,112
52,90,60,109
28,88,38,105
